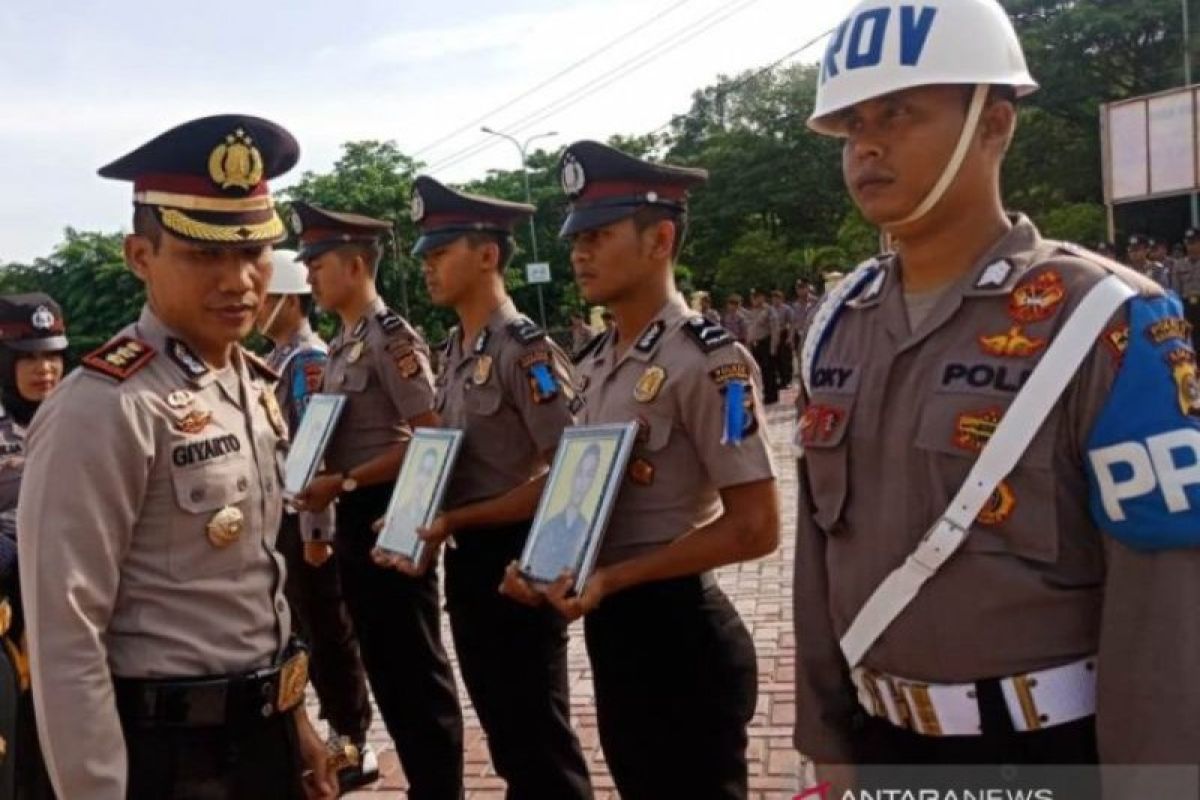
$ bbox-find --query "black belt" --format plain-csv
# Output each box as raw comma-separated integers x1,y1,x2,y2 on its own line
115,649,309,728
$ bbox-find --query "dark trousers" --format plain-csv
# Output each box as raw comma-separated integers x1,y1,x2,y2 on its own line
15,693,53,800
276,515,371,742
583,575,757,800
1184,295,1200,352
750,339,779,405
123,711,303,800
333,486,463,800
444,522,592,800
776,339,794,388
854,701,1099,799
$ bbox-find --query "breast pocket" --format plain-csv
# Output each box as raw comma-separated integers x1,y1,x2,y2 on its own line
338,364,370,393
169,462,253,580
915,399,1059,564
465,383,503,417
798,394,855,533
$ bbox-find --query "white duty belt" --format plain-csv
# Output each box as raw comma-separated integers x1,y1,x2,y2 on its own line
839,274,1137,668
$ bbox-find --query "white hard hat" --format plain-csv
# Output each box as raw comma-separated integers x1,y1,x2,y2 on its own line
809,0,1037,136
268,249,311,295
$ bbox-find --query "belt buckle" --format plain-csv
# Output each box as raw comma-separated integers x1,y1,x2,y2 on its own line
276,651,309,713
1010,674,1042,731
881,676,912,730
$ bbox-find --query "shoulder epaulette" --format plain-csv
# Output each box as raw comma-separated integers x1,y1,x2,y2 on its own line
572,331,609,364
242,348,280,382
376,308,406,335
507,317,545,345
682,316,734,354
82,336,156,382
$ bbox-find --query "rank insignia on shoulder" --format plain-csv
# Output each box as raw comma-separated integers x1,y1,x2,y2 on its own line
635,321,666,353
976,481,1016,526
634,365,666,403
1009,271,1065,324
1167,348,1200,417
683,317,733,353
978,326,1047,358
82,337,156,381
377,310,405,335
1146,317,1193,346
167,338,210,380
507,318,545,345
261,390,287,436
242,348,279,382
527,360,559,404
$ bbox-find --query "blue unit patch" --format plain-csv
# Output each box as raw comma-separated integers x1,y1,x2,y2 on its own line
1086,294,1200,550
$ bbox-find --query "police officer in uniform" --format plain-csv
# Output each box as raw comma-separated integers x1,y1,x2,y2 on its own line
375,176,592,799
1127,233,1171,289
290,202,463,800
1172,228,1200,351
502,140,780,800
0,293,67,800
746,288,780,404
793,2,1200,796
17,115,335,799
256,250,377,791
771,289,795,387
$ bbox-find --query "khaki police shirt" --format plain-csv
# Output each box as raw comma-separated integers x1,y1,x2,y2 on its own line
1174,256,1200,301
18,306,289,799
436,300,575,510
321,297,436,475
576,295,775,567
792,217,1200,764
268,321,335,541
746,305,780,349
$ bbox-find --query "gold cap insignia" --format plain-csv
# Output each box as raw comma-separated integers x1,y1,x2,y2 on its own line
474,355,493,385
208,128,265,191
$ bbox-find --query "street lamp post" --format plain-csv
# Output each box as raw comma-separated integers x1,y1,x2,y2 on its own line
480,127,557,327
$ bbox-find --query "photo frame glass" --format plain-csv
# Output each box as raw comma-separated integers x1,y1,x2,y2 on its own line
283,394,346,497
376,428,464,562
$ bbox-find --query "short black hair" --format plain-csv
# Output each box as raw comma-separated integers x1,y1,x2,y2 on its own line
339,241,383,275
464,231,516,270
631,206,688,261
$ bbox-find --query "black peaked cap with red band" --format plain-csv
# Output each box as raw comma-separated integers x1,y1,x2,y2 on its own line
0,293,68,353
290,202,392,263
98,114,299,247
409,175,534,256
557,140,707,238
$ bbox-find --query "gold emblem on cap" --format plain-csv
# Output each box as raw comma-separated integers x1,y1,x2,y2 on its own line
206,505,244,548
634,365,666,403
474,355,493,385
208,128,265,191
348,341,365,364
261,391,286,436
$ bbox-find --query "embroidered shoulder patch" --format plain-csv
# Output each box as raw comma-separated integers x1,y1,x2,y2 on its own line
682,317,733,353
507,318,545,345
82,337,156,381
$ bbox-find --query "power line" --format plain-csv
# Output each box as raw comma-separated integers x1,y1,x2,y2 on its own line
425,0,765,174
411,0,698,159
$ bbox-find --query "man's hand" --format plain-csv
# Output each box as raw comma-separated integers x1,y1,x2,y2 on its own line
303,541,333,568
293,474,342,514
543,568,609,623
499,561,545,607
294,708,337,800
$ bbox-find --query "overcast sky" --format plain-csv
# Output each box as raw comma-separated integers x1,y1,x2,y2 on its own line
0,0,852,263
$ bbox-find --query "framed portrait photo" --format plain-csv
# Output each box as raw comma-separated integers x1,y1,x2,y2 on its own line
519,422,638,594
376,428,464,563
283,394,346,498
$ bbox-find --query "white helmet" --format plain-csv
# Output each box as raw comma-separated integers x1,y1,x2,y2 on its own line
268,249,311,295
809,0,1037,136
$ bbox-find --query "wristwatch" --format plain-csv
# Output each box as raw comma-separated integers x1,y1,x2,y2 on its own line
340,475,359,494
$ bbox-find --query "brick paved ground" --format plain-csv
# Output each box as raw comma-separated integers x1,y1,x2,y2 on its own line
320,388,806,799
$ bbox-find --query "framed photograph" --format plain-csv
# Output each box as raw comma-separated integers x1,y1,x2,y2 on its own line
519,422,639,594
283,394,346,498
376,428,464,563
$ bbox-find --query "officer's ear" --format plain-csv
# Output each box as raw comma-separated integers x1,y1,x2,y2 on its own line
124,234,154,283
979,93,1018,157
